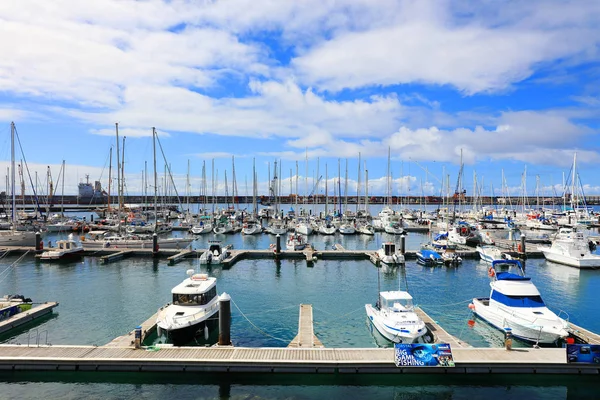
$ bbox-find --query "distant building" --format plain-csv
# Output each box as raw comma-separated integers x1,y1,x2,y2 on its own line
78,175,107,204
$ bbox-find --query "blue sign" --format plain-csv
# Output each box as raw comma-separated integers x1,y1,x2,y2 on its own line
394,343,455,367
566,344,600,364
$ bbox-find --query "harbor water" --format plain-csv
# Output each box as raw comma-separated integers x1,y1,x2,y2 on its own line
1,206,600,398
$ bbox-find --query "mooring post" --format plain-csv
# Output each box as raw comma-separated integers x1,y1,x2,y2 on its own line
35,232,42,251
400,235,406,255
275,234,281,254
218,293,232,346
134,326,142,349
504,327,512,350
520,234,526,258
152,233,159,257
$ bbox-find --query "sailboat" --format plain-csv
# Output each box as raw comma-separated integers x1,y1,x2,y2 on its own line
82,126,192,250
0,122,39,247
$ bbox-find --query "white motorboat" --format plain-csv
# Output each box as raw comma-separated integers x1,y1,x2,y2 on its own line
476,245,512,264
156,270,221,345
376,242,404,265
416,249,444,266
440,246,462,266
365,291,429,344
39,234,83,261
286,234,306,251
447,222,481,246
471,259,569,344
199,241,230,264
538,227,600,268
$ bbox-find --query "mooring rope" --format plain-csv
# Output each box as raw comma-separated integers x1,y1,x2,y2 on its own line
314,306,364,327
230,297,291,343
417,298,473,308
0,251,30,283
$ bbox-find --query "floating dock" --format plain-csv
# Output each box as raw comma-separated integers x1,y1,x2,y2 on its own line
0,302,59,335
0,303,596,374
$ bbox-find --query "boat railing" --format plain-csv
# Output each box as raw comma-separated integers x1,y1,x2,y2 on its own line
557,309,570,322
171,302,219,325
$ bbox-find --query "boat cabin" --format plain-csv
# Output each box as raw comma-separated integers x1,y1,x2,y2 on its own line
379,291,415,312
381,242,397,256
208,242,225,257
171,274,217,306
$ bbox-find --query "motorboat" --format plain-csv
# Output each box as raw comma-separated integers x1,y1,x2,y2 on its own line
156,270,221,345
471,259,569,344
416,249,444,266
538,227,600,268
476,245,512,264
0,294,33,322
38,234,84,261
448,221,482,246
376,242,404,265
286,234,307,251
365,291,429,344
440,246,462,266
199,241,230,264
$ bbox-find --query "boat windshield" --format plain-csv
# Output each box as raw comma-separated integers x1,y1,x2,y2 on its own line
491,291,545,307
384,298,413,312
173,287,217,306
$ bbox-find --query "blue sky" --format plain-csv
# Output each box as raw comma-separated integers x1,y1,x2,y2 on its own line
0,0,599,197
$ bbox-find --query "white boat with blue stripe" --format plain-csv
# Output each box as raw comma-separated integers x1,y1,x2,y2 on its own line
471,259,569,344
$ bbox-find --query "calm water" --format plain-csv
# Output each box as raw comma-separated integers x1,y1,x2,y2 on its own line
1,205,600,398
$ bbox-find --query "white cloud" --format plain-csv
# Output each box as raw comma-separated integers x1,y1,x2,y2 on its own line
90,127,170,138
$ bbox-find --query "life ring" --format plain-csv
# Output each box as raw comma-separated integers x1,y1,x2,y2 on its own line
488,267,495,277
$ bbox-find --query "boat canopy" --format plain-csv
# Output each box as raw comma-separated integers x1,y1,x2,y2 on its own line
419,249,442,259
490,290,545,308
496,272,530,281
380,291,413,301
171,276,216,295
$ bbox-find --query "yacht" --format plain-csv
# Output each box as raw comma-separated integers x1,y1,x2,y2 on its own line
365,291,429,344
356,221,375,236
471,259,569,344
189,221,213,234
156,270,221,345
317,220,336,235
241,221,262,235
384,221,405,235
376,242,404,265
538,227,600,269
295,218,313,236
38,234,83,261
338,221,356,235
199,241,230,264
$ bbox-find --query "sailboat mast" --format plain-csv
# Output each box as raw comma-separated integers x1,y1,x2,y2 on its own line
61,160,65,216
10,122,15,225
107,147,112,211
152,127,158,233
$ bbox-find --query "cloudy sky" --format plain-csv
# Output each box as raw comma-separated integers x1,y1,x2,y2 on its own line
0,0,599,197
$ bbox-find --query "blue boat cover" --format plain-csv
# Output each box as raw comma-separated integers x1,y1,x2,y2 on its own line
495,271,531,281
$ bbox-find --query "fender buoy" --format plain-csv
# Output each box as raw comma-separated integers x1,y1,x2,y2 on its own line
517,243,522,252
488,267,495,277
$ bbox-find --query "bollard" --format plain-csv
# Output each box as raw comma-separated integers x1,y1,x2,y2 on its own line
520,234,526,258
508,229,513,241
35,232,42,251
400,235,406,255
275,234,281,254
134,326,142,349
504,327,512,350
218,293,232,346
90,214,94,222
152,233,159,256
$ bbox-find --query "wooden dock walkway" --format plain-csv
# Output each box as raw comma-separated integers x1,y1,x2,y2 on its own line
415,307,470,348
0,302,59,335
288,305,324,348
167,249,196,265
0,345,585,374
105,311,158,347
568,321,600,345
100,250,133,264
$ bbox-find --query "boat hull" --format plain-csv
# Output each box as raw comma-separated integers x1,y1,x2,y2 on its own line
159,310,219,346
365,304,427,344
541,249,600,269
471,298,567,344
